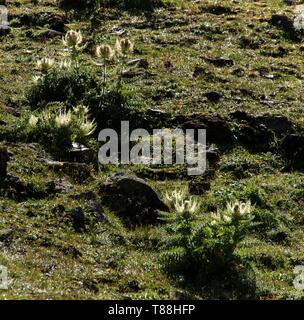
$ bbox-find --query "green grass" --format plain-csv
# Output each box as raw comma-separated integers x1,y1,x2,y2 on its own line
1,0,304,299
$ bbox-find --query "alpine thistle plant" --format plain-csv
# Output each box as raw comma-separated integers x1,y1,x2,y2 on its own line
159,192,255,279
62,30,83,50
96,44,115,96
62,30,86,63
115,38,134,56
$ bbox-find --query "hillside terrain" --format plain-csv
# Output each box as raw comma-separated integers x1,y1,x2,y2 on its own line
1,0,304,299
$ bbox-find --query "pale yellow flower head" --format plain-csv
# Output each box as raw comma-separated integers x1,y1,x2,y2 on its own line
63,30,83,48
29,115,39,127
165,189,187,204
115,38,134,55
96,44,114,60
73,105,90,116
55,109,72,128
32,75,43,84
227,200,251,216
174,197,200,214
80,118,96,136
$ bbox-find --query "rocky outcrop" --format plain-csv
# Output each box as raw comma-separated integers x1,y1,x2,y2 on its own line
172,113,235,145
99,173,169,226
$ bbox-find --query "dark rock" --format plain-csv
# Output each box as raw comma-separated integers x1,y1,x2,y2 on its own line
189,178,211,195
127,58,149,69
253,115,294,135
231,112,294,150
71,191,96,201
0,145,9,178
106,258,117,269
144,108,171,127
269,14,294,34
230,110,255,122
172,113,234,145
1,174,46,200
36,29,64,40
100,173,169,226
67,143,93,163
69,207,85,231
193,65,204,78
102,173,169,212
0,228,14,242
135,167,187,181
203,56,234,67
82,279,99,294
0,27,10,37
206,91,223,102
281,134,304,169
203,5,237,15
46,179,74,194
52,204,65,215
47,14,66,32
3,106,20,117
237,123,274,151
207,149,220,167
87,201,108,222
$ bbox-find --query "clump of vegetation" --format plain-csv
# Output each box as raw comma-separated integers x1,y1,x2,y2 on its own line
28,30,143,131
159,189,256,291
1,103,96,156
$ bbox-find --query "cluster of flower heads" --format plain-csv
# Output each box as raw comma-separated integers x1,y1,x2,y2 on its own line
164,189,253,225
211,200,253,225
96,37,134,61
35,29,134,70
165,189,201,214
28,105,96,136
62,30,84,51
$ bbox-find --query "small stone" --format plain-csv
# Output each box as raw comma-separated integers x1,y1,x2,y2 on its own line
46,179,74,194
87,201,107,222
203,56,234,67
69,207,85,231
52,205,65,215
127,58,149,69
189,177,211,195
0,228,14,242
206,91,222,102
193,65,204,78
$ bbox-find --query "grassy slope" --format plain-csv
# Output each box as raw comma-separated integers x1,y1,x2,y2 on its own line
1,0,304,299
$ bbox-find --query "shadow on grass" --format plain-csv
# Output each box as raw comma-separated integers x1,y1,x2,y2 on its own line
169,259,257,300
